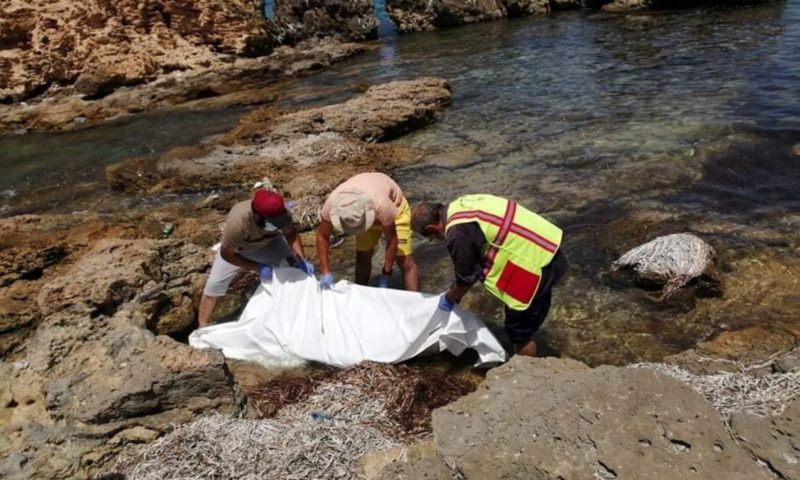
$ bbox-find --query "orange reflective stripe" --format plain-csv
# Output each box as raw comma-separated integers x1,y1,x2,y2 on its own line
448,210,504,226
481,201,516,276
448,202,557,254
509,223,558,253
448,203,519,276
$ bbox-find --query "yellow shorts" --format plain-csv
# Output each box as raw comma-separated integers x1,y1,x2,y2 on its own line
355,197,413,256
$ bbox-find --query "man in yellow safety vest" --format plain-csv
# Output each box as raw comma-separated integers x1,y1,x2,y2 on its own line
411,194,568,357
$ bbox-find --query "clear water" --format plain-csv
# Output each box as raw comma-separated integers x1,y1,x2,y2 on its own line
1,2,799,364
0,108,247,215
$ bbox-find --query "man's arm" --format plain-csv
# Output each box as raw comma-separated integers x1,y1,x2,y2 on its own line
443,223,486,305
381,223,399,274
445,282,472,305
316,219,334,274
283,224,306,260
220,244,260,272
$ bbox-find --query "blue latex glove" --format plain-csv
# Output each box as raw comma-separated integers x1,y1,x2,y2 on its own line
257,264,273,281
438,294,455,312
377,274,389,288
320,273,334,289
297,259,315,276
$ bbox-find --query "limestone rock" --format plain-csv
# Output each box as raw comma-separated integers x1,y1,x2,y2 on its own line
45,326,238,424
360,440,439,479
0,39,366,134
609,232,722,298
377,457,455,480
504,0,552,15
105,78,450,229
0,0,274,103
227,76,453,143
602,0,770,12
0,244,68,358
386,0,507,32
0,322,242,480
38,238,210,334
730,399,800,480
274,0,380,43
550,0,585,9
420,356,770,479
385,0,559,31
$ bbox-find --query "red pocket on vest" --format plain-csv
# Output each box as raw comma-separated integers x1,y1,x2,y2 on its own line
497,261,540,305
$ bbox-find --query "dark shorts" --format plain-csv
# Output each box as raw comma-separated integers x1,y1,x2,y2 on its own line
504,249,568,345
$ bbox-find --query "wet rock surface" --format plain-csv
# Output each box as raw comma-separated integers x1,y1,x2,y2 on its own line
106,77,452,230
383,356,776,479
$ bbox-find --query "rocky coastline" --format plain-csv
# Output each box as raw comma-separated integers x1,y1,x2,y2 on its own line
0,76,454,479
1,1,798,479
1,0,777,134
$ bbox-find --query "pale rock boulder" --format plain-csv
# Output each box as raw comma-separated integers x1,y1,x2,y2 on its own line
38,238,210,334
729,399,800,479
383,356,772,479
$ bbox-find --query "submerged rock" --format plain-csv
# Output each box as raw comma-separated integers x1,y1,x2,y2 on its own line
609,232,722,299
382,356,773,479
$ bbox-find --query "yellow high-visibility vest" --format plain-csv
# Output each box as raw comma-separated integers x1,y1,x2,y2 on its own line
446,194,563,311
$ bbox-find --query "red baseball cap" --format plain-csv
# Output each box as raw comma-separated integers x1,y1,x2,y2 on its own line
251,190,291,227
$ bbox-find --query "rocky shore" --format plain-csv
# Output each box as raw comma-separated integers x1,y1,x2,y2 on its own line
0,0,377,133
0,77,453,479
1,1,797,479
379,352,800,479
1,0,777,134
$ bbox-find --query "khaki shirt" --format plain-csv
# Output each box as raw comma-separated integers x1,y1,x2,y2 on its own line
221,201,288,252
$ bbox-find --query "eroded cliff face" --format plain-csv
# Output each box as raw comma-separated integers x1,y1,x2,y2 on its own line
0,0,274,102
273,0,380,44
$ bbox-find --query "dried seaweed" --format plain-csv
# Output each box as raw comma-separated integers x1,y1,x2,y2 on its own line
635,356,800,419
120,362,476,480
611,233,716,298
328,362,476,435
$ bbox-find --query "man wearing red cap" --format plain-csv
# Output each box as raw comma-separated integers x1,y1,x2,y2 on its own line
198,189,314,327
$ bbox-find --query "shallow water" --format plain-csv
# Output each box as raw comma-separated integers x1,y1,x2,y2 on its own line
2,2,799,364
0,108,248,215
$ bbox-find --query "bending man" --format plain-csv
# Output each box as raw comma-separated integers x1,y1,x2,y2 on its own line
199,189,313,327
411,194,567,357
317,172,419,291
